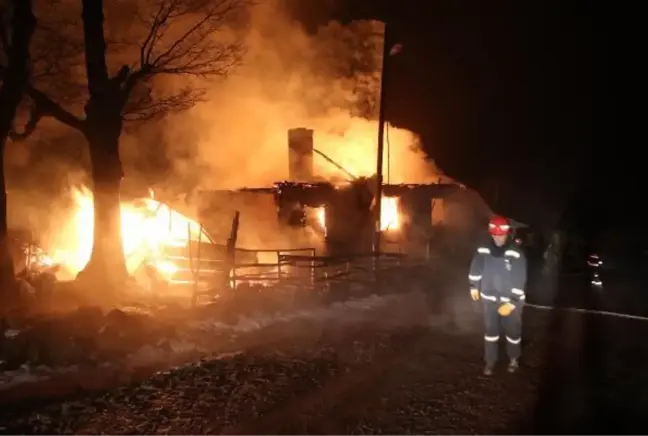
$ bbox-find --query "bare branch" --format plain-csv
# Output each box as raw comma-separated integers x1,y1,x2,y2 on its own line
114,0,248,121
121,63,149,100
136,0,247,77
20,0,249,136
8,99,44,141
7,82,85,141
26,86,86,132
124,85,205,122
139,0,171,67
30,2,88,108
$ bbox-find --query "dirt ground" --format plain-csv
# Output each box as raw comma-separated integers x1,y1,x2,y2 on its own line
1,296,647,435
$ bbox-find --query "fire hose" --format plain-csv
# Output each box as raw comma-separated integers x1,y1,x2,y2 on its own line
525,303,648,322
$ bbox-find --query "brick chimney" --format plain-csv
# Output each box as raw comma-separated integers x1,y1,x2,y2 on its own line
287,128,314,182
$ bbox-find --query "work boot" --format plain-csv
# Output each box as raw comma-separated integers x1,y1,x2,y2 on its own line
483,364,494,376
507,359,519,373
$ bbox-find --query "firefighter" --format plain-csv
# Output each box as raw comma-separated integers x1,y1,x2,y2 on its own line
469,215,527,375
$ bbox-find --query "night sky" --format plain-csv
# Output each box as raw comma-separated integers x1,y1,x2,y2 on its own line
292,0,617,233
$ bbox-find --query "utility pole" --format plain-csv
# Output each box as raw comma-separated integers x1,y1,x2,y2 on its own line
373,22,391,255
494,176,499,207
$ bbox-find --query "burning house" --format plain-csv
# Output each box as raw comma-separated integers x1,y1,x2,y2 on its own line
7,126,489,301
195,128,483,261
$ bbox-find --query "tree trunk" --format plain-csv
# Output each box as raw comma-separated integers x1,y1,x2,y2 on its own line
71,0,129,290
0,0,37,300
0,159,15,297
76,123,129,285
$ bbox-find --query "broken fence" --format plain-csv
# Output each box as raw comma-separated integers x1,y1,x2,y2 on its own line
181,246,421,306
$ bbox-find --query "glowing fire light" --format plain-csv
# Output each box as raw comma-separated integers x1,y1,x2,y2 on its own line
380,197,400,231
312,198,399,233
317,206,326,229
50,187,209,280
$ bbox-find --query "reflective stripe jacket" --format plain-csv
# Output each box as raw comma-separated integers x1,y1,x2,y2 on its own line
468,243,527,306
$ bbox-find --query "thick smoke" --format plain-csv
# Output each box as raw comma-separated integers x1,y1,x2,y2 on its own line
162,0,442,189
5,0,448,270
7,0,443,193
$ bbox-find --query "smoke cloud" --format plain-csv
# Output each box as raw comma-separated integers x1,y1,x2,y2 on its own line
8,0,444,192
161,0,443,190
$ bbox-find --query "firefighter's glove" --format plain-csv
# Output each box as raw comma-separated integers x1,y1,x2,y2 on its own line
470,288,480,301
498,302,515,317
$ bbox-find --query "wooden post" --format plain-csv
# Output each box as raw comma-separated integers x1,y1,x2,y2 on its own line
226,211,240,289
188,222,203,307
310,248,315,289
373,22,392,255
188,222,196,306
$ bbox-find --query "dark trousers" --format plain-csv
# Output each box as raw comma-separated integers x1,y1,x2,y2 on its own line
483,300,523,365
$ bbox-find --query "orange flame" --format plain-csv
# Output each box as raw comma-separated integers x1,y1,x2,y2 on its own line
312,198,400,233
317,206,326,229
380,197,400,231
50,187,209,281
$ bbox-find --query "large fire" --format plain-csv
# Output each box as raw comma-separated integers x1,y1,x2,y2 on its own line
46,187,401,283
49,187,209,281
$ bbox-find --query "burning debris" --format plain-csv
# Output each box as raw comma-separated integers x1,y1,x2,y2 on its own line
8,229,58,275
43,188,221,288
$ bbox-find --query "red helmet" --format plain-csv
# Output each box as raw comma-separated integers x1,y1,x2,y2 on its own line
488,215,511,235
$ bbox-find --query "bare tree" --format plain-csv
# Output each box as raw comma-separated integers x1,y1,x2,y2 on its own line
0,0,37,298
15,0,246,287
